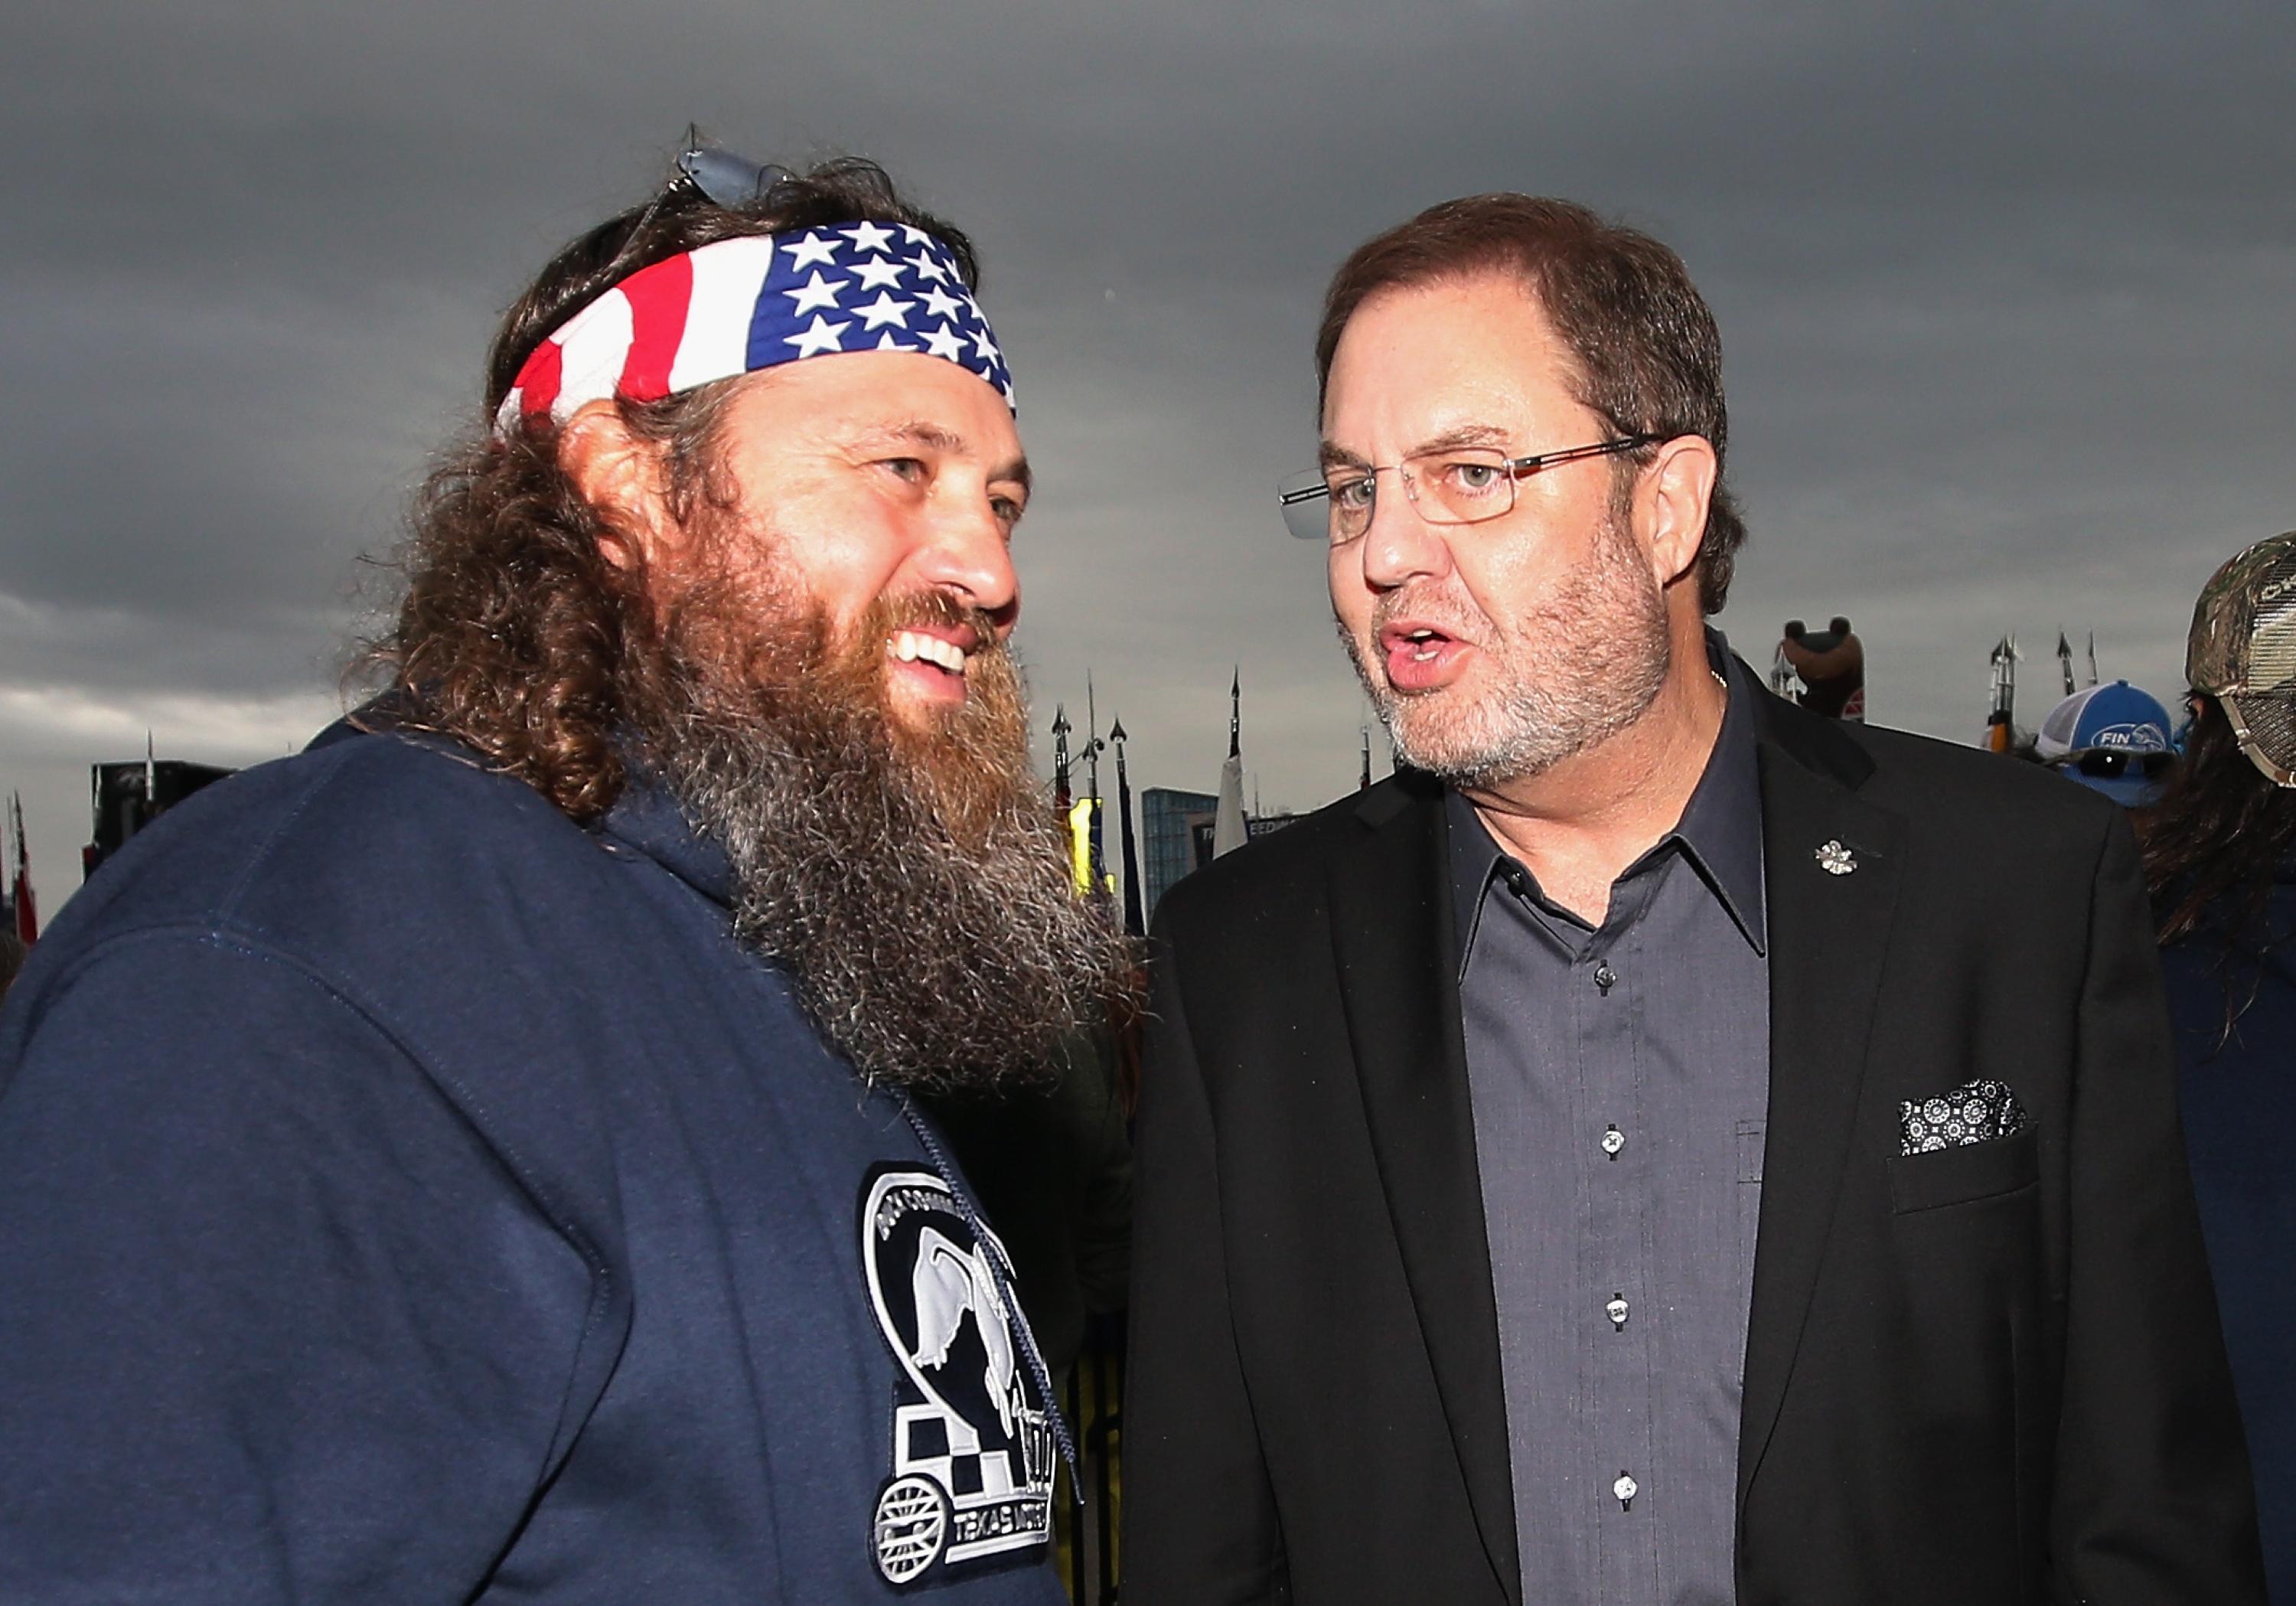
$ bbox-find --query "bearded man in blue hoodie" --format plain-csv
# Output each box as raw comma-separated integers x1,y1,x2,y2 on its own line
0,146,1133,1604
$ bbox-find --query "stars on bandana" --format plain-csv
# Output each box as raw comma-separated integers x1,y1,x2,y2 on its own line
920,323,967,362
502,220,1013,437
784,231,842,269
785,270,848,315
854,291,915,330
851,255,907,291
786,315,853,357
752,222,1013,407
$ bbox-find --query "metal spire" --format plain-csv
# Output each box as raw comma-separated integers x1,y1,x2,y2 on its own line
1111,716,1144,936
1986,635,2020,753
1080,677,1109,903
1083,676,1104,806
1050,704,1072,808
2056,630,2076,699
1214,671,1247,858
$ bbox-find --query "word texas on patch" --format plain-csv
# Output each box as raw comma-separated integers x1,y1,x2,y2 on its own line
859,1164,1055,1586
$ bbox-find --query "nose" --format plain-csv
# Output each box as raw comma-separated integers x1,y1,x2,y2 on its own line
918,489,1021,630
1353,469,1453,593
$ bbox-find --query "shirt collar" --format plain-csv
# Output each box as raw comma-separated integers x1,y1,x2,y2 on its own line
1446,630,1768,968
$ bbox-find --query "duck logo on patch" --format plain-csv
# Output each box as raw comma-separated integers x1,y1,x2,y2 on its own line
860,1164,1055,1585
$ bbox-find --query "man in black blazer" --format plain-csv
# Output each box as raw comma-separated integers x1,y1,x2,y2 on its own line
1124,194,2264,1604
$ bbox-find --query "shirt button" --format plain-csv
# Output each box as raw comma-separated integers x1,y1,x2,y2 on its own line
1614,1472,1638,1510
1606,1294,1629,1330
1593,962,1617,994
1600,1125,1626,1158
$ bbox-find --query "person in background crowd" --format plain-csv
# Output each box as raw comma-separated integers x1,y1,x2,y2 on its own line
2034,678,2180,808
1775,615,1864,720
2142,529,2296,1604
0,143,1136,1603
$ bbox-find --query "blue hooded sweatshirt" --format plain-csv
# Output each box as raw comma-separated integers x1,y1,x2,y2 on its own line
0,723,1066,1604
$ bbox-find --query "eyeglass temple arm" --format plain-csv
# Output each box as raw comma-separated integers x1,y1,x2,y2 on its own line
1507,434,1663,474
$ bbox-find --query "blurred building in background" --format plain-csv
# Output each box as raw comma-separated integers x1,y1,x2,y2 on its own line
84,757,235,880
1140,788,1218,923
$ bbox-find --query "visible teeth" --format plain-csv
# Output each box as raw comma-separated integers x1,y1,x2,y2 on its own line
891,630,967,674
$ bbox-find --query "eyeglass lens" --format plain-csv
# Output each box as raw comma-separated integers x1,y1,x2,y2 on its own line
1280,450,1521,543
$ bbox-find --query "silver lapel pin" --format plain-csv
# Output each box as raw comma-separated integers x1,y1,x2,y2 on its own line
1815,839,1857,876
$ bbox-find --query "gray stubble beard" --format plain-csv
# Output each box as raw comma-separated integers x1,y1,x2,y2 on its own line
1343,507,1673,791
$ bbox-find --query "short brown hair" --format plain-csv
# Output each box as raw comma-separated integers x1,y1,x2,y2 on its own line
1316,194,1746,614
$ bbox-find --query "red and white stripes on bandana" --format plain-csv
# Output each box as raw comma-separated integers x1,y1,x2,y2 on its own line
495,222,1013,436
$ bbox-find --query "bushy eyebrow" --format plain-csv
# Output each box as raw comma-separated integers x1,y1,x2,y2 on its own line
1411,423,1511,455
1319,423,1511,471
866,419,1032,495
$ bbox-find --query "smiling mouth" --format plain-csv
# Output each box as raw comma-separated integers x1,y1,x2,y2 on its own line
890,629,968,677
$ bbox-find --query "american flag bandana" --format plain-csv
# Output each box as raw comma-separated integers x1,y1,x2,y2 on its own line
495,221,1014,436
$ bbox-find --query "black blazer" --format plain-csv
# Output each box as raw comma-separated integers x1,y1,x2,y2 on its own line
1125,690,2265,1605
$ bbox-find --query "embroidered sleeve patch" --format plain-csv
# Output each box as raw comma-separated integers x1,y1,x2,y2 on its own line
859,1164,1055,1585
1898,1078,2031,1156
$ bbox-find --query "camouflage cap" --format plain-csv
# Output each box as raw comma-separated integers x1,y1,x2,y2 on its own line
2187,530,2296,787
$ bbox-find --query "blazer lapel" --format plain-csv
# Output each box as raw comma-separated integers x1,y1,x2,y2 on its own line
1739,697,1906,1507
1327,776,1520,1604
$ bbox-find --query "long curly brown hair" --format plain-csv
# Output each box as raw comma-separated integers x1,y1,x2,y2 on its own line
365,153,981,820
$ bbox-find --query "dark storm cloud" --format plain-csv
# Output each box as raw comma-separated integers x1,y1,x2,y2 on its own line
2,0,2292,903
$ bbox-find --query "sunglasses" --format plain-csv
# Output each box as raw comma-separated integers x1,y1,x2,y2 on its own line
675,144,788,208
2051,748,2177,780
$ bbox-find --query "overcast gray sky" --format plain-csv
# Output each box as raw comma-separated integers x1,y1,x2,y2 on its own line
5,0,2293,912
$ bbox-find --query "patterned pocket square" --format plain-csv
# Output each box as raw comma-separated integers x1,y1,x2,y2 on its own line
1899,1079,2030,1155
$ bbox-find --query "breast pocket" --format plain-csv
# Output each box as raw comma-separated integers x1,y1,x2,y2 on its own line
1888,1127,2039,1214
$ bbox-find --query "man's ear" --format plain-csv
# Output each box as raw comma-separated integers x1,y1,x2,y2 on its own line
556,400,677,573
1633,434,1719,592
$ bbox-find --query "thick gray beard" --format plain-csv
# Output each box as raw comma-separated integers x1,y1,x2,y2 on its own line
637,622,1138,1097
1346,507,1673,790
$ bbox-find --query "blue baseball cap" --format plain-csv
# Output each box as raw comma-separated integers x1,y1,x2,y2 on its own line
2034,681,2177,805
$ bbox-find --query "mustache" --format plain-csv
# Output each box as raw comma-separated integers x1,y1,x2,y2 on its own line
850,589,1008,684
875,588,1001,645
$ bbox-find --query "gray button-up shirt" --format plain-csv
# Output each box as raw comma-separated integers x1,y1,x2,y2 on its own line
1450,648,1769,1606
